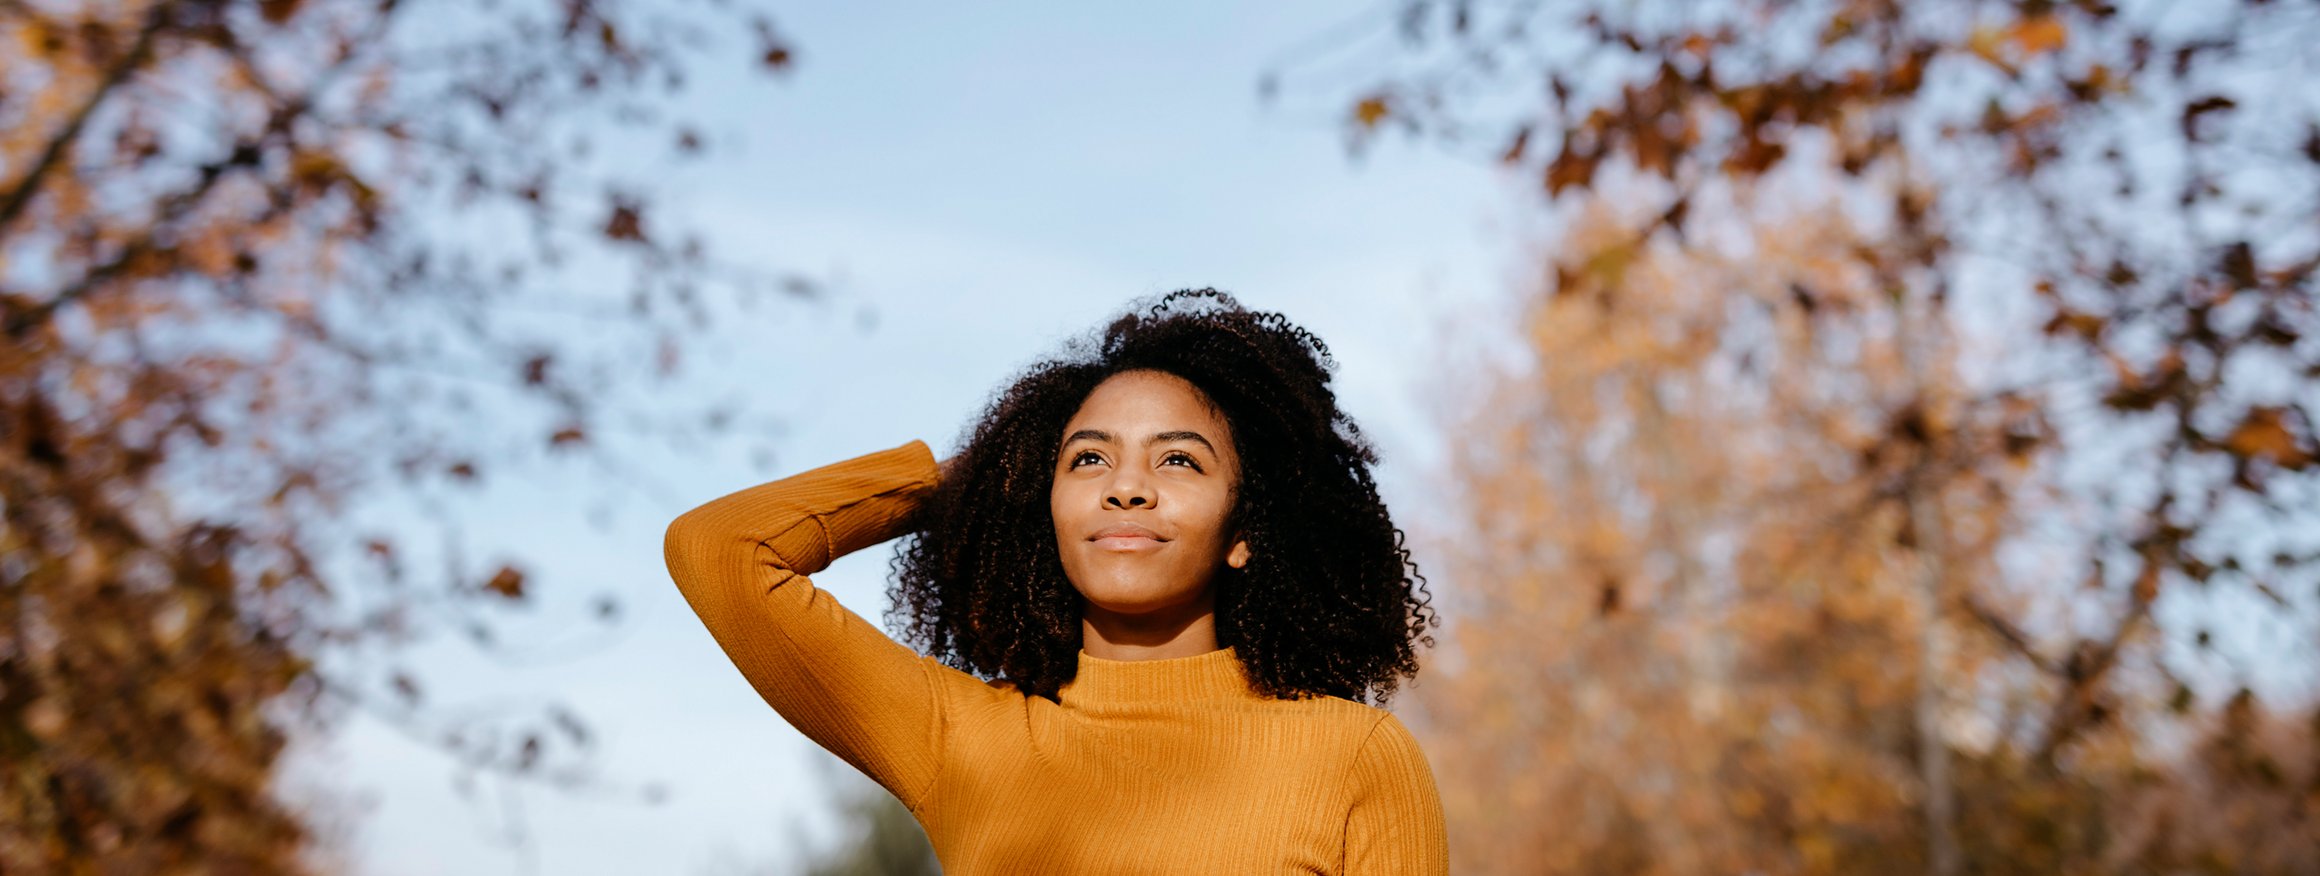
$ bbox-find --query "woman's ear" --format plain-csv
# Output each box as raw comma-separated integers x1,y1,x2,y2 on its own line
1226,534,1251,569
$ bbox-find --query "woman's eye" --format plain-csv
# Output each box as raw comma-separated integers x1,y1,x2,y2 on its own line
1066,451,1198,470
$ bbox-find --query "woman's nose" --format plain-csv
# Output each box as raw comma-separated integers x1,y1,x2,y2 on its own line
1104,472,1153,508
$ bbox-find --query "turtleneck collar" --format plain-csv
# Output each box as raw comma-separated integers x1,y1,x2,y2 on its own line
1057,645,1259,709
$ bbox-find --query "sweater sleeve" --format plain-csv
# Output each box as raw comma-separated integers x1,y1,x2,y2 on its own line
661,438,948,811
1343,712,1450,875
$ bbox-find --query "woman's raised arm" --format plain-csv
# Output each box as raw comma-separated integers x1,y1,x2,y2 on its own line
661,438,949,811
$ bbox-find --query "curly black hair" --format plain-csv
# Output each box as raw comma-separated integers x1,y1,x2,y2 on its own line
885,287,1439,707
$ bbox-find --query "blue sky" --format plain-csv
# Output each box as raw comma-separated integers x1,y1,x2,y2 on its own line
276,3,1529,874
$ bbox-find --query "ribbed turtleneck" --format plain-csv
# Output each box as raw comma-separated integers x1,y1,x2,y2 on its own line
1057,645,1259,709
664,438,1448,874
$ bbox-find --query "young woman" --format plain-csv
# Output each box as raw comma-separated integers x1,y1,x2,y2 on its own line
663,288,1446,873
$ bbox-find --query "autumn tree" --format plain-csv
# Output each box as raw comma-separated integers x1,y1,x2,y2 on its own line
1265,0,2316,872
1413,184,2318,876
1,0,810,870
1407,193,2056,873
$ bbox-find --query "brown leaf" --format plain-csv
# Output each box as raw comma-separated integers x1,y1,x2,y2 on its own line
1545,138,1599,195
603,199,647,243
2041,308,2105,340
1724,131,1786,176
2218,241,2257,290
1634,123,1675,179
259,0,304,25
482,565,527,600
2181,95,2236,142
2222,407,2312,469
752,14,796,72
522,353,552,386
1889,45,1933,93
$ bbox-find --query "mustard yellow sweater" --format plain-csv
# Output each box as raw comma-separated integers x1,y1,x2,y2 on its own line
661,438,1449,874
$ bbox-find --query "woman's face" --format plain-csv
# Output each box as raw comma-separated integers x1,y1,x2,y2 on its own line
1051,369,1251,617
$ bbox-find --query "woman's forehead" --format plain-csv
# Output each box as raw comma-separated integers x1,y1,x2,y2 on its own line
1063,373,1231,441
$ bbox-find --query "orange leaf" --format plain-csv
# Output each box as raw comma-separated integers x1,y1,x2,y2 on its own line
483,565,527,600
2223,407,2312,469
2011,15,2068,57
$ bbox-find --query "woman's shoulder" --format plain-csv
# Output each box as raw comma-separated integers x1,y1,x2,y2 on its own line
1300,696,1434,762
1250,691,1417,744
1257,697,1434,796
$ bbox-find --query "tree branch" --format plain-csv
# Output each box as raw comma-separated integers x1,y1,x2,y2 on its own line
1,140,262,341
1,0,414,341
1960,593,2062,676
0,0,174,235
2031,537,2168,766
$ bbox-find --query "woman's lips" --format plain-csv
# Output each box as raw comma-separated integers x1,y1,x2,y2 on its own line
1093,535,1165,552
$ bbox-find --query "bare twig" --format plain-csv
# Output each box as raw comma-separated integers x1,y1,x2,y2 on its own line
0,1,173,235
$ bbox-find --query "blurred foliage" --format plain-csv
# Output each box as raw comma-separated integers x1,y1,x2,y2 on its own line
1264,0,2320,873
794,756,939,876
0,0,813,871
1410,193,2316,874
705,750,938,876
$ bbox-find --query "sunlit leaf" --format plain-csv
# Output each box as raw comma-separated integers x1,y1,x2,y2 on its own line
2222,407,2312,469
482,565,527,600
2012,15,2069,56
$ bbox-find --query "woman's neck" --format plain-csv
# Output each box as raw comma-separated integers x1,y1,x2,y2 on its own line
1079,592,1220,660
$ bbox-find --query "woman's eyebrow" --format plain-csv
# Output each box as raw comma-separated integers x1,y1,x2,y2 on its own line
1063,429,1217,455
